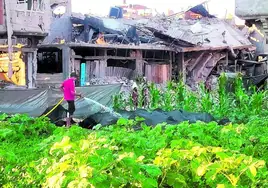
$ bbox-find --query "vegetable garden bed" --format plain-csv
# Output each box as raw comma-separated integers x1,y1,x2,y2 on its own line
0,74,267,187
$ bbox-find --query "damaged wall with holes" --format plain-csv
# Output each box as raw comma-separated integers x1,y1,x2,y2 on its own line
0,0,51,36
0,0,62,89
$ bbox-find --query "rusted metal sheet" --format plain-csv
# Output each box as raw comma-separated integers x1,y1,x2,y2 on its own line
186,51,226,87
0,0,3,25
145,64,170,84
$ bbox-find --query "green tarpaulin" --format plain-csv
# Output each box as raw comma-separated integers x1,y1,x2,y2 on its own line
0,84,121,118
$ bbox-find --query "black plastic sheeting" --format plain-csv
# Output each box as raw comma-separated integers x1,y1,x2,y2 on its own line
0,83,229,128
79,109,229,129
0,84,121,119
244,74,268,88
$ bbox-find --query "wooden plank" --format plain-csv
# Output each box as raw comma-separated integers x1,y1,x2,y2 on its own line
72,55,137,60
135,50,143,76
177,52,185,83
94,60,99,78
99,60,106,78
91,61,97,78
86,61,91,81
169,51,172,80
74,59,81,75
68,42,173,51
39,43,254,53
187,52,205,72
181,44,255,52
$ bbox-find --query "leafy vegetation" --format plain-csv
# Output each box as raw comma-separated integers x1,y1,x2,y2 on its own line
1,74,268,187
1,116,268,187
113,74,267,122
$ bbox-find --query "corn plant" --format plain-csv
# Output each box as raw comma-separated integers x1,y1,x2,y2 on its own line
149,83,161,109
112,74,267,123
198,83,213,113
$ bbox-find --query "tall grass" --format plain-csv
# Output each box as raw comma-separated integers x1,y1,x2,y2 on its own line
113,74,268,122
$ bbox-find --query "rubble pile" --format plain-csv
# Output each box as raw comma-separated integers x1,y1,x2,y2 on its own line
88,76,129,86
70,4,251,52
86,76,132,92
42,4,267,90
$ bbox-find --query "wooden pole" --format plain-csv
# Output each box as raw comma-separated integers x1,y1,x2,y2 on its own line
169,51,172,80
177,52,185,83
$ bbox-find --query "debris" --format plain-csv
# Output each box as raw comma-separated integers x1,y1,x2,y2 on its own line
40,3,262,89
67,12,252,52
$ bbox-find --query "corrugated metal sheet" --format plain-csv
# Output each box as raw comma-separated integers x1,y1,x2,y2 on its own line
105,67,133,78
186,52,226,87
145,64,170,84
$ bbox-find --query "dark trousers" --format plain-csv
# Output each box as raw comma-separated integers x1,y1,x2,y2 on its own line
67,100,75,116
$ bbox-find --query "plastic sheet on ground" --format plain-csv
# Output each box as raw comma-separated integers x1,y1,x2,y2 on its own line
0,84,121,118
80,109,223,129
0,83,228,128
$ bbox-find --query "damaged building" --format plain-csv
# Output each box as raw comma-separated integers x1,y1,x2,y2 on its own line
0,0,51,88
37,4,267,89
1,2,267,89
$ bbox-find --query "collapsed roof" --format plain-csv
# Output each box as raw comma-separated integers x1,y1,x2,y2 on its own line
137,18,252,50
59,4,252,52
43,4,253,52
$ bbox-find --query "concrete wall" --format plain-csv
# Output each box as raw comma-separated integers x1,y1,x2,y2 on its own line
235,0,268,19
0,0,51,36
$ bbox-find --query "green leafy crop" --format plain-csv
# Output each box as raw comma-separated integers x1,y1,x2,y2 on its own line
0,75,268,187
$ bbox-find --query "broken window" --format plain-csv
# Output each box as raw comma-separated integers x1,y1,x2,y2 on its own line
36,49,63,88
17,0,44,11
37,51,62,74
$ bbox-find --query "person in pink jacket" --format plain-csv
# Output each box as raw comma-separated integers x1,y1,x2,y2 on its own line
60,72,82,127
